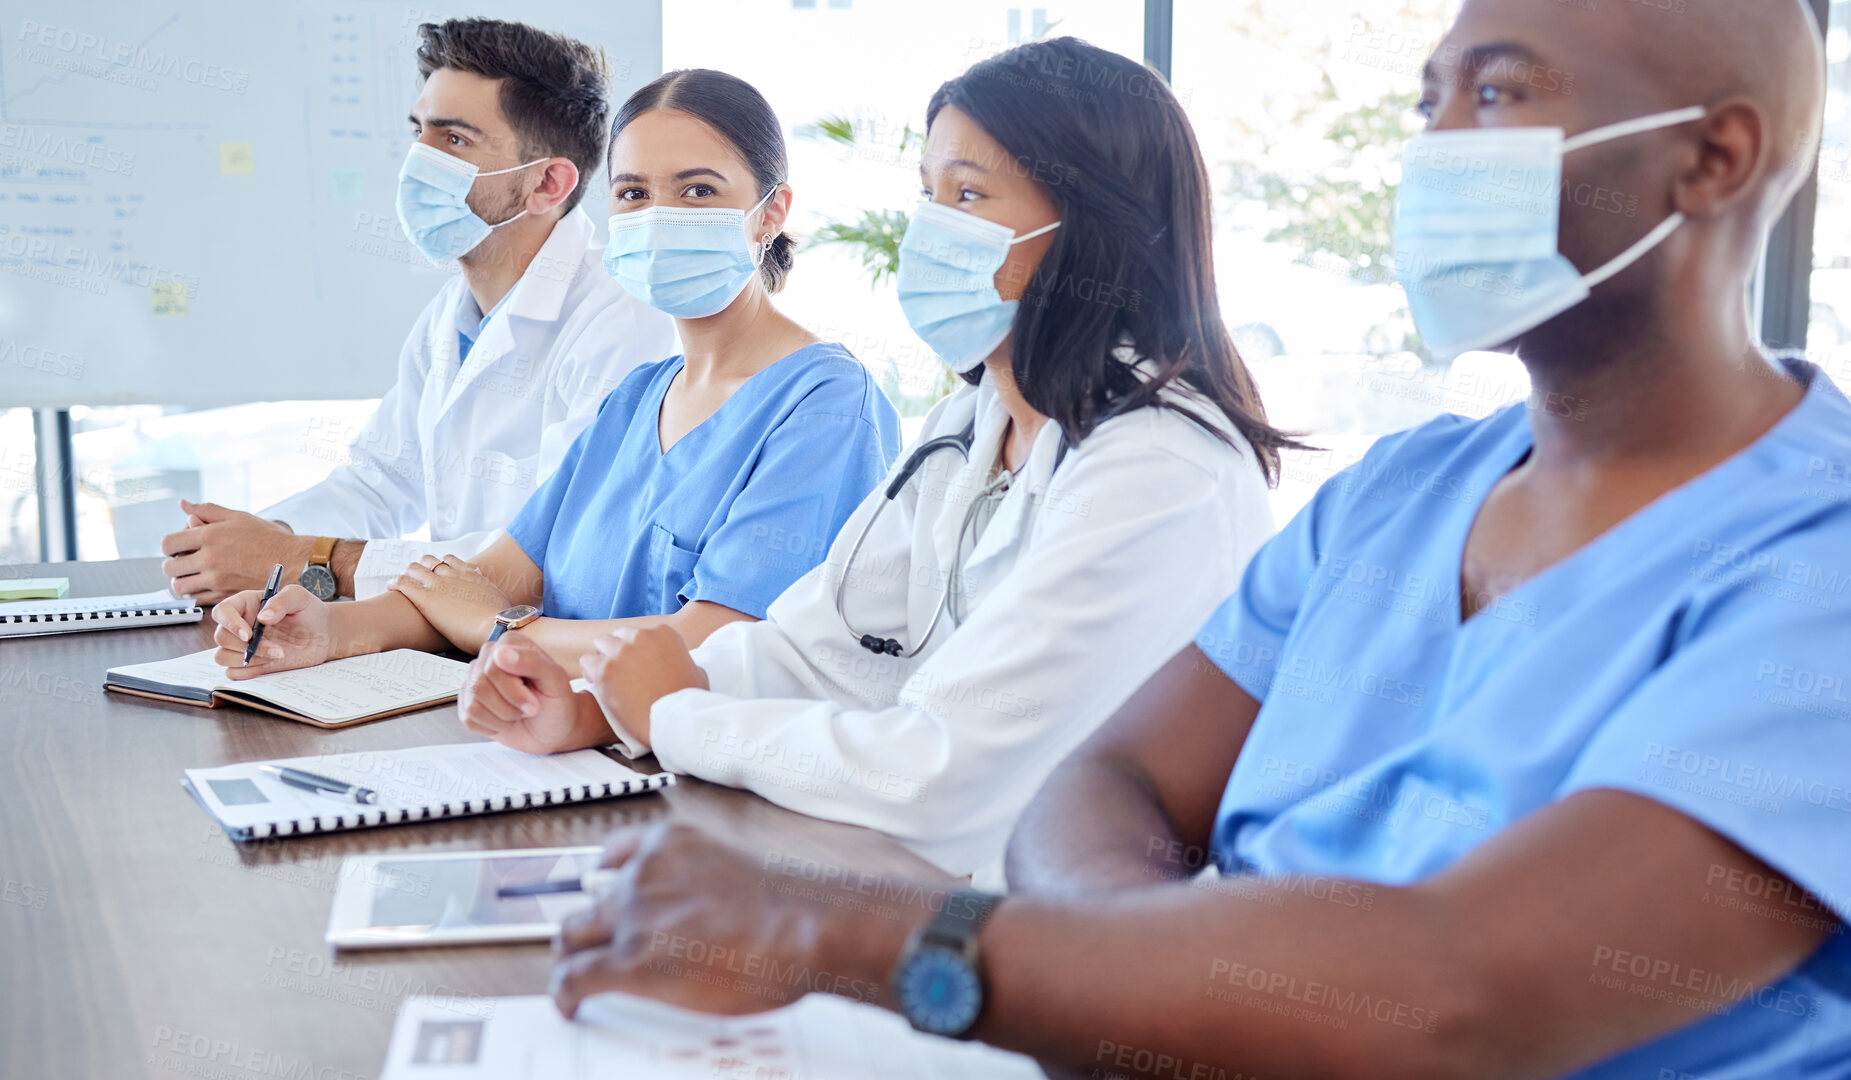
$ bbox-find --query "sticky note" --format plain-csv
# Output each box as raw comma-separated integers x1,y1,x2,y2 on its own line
331,166,365,201
0,577,68,601
218,142,254,176
152,281,187,316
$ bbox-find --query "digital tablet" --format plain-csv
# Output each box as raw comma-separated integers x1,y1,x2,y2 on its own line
326,846,606,949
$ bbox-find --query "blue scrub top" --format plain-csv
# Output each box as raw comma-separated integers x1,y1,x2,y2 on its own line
457,289,510,364
1196,358,1851,1079
508,342,900,621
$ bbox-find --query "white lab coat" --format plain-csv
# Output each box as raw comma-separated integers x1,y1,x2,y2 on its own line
642,375,1277,876
262,209,677,598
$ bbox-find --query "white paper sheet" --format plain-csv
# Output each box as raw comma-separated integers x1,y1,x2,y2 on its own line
380,993,1043,1080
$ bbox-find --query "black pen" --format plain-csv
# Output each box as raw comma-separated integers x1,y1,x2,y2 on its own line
497,869,620,899
242,563,286,666
258,764,377,805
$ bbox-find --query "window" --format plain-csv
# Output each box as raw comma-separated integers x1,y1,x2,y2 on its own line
1809,0,1851,393
1008,8,1050,43
57,400,381,560
0,409,38,565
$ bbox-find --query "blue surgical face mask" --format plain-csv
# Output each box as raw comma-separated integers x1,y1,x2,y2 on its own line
602,189,777,319
1392,106,1706,360
897,202,1061,374
396,142,547,262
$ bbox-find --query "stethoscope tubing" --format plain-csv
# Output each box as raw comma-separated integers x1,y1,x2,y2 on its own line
835,425,978,658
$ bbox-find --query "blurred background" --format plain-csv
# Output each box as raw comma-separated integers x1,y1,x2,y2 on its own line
2,0,1843,565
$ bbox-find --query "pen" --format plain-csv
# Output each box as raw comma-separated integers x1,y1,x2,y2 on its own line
242,563,286,666
258,764,378,805
496,869,620,899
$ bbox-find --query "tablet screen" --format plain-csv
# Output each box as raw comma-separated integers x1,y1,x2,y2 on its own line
329,846,604,948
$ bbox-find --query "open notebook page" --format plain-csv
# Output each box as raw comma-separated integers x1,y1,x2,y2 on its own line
186,742,650,837
111,649,467,723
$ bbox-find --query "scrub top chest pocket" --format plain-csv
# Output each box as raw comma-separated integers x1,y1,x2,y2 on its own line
648,523,703,613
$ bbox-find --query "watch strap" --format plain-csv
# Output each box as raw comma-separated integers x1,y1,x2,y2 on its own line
308,535,337,568
920,888,1001,950
487,606,541,646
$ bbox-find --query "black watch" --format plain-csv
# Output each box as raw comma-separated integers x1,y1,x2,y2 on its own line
892,887,1000,1039
485,605,541,643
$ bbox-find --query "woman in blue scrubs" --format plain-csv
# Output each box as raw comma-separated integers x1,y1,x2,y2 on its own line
208,70,901,690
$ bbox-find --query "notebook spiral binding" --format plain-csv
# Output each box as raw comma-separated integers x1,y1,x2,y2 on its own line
2,605,198,624
236,774,676,840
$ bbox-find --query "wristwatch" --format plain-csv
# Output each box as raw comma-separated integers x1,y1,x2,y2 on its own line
297,536,339,600
486,604,541,643
892,887,1001,1039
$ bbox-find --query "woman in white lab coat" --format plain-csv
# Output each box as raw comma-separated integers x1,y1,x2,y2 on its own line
459,39,1295,876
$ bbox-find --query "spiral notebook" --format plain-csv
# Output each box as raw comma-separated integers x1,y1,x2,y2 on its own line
0,589,202,637
184,741,675,841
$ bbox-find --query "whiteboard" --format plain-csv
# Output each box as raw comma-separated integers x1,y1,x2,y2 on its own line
0,0,662,408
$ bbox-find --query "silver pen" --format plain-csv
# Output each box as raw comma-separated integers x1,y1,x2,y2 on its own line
258,764,377,805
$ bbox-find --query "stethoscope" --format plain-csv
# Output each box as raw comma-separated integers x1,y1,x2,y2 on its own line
834,418,1069,657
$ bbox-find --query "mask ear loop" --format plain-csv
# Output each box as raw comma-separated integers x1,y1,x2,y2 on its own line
1561,106,1707,154
477,157,555,230
477,156,551,177
1561,106,1706,291
1007,220,1062,245
1581,211,1686,291
746,185,781,268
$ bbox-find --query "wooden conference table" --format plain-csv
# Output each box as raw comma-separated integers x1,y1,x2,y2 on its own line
0,558,947,1079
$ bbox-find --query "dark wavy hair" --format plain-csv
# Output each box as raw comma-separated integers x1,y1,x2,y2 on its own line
610,69,796,293
416,19,609,214
928,38,1299,481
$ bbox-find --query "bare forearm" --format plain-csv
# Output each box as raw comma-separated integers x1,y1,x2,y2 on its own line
518,602,752,667
1005,757,1195,896
331,539,364,598
972,884,1477,1080
1007,647,1257,896
328,591,450,658
980,793,1836,1080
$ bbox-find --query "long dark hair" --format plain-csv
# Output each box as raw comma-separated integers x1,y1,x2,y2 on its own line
928,38,1300,481
610,69,796,293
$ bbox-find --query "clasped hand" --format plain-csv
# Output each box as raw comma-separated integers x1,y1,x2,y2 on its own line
458,625,709,754
387,554,513,649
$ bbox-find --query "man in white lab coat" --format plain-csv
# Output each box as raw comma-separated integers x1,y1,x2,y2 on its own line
159,18,674,604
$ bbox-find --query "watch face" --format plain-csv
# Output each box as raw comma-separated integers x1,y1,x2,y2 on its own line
896,945,982,1037
298,564,338,601
497,605,541,623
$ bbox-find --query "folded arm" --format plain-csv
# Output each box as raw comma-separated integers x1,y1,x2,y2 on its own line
386,533,753,664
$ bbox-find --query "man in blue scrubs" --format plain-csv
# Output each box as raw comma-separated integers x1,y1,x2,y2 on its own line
536,1,1851,1077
